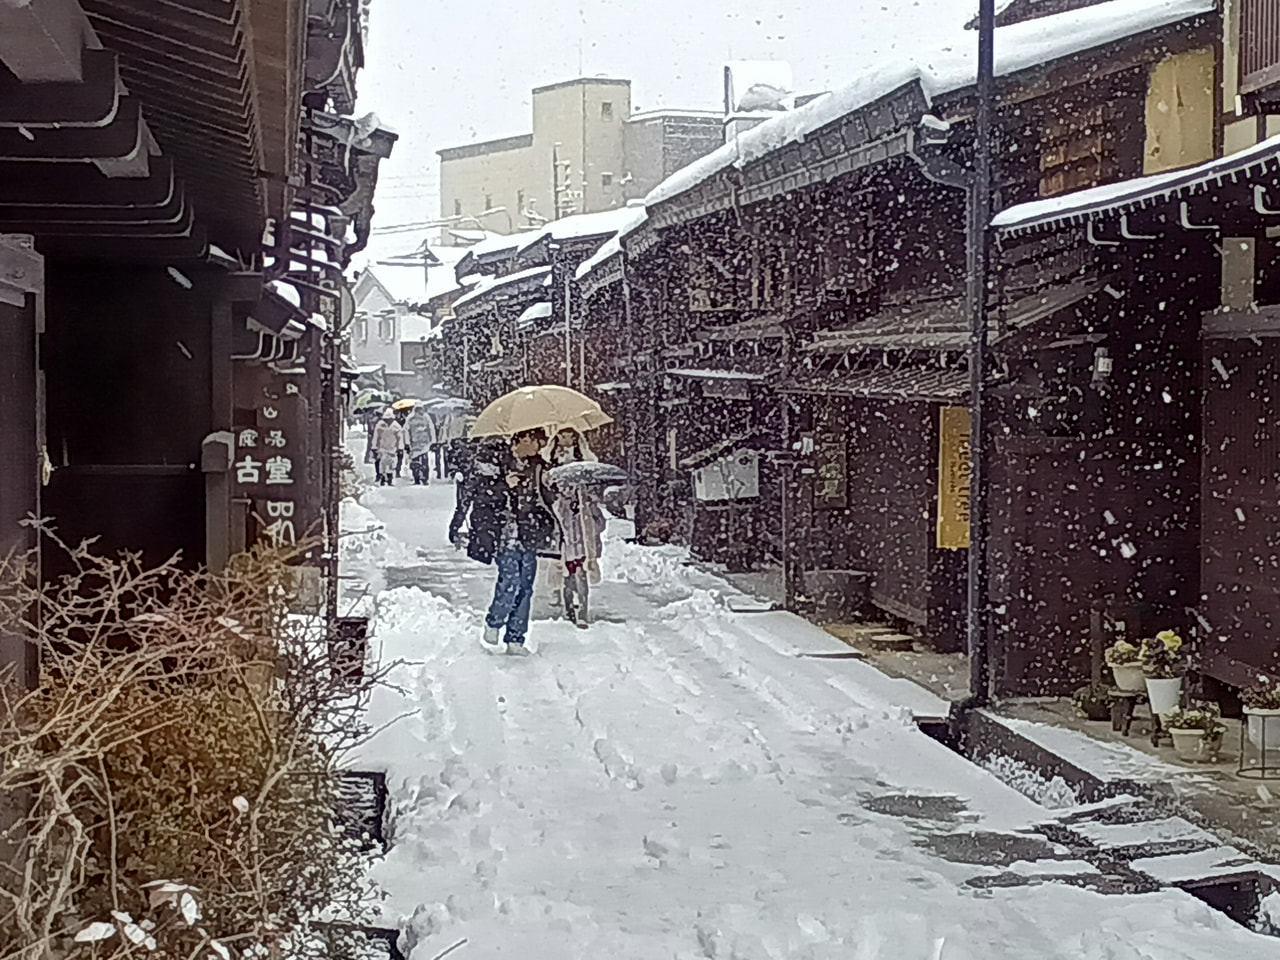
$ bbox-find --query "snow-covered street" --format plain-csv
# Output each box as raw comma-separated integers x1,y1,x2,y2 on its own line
344,481,1275,959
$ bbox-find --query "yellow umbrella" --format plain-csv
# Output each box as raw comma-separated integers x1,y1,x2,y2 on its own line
391,398,417,411
469,385,613,439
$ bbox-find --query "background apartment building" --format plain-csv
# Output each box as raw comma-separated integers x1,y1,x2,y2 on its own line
438,77,722,236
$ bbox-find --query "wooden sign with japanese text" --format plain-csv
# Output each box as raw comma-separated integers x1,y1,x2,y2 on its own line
937,405,971,550
813,399,847,510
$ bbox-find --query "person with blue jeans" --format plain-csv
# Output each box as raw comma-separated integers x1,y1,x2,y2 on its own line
457,429,558,655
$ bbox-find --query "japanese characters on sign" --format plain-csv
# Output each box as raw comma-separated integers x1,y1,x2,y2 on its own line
937,405,972,550
233,377,305,548
812,399,847,510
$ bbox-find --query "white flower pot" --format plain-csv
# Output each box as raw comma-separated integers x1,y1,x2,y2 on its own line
1145,677,1182,716
1245,709,1280,754
1169,727,1205,762
1111,664,1145,693
1169,728,1220,763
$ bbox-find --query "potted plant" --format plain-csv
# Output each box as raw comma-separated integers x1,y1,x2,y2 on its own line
1072,682,1113,721
1165,704,1226,763
1140,629,1184,716
1242,681,1280,755
1104,639,1145,693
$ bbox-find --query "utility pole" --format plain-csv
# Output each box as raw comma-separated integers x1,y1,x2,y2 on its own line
967,0,996,707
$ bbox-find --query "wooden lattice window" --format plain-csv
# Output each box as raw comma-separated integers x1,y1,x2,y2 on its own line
1241,0,1280,95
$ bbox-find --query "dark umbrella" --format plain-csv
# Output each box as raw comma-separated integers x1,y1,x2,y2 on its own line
547,461,628,489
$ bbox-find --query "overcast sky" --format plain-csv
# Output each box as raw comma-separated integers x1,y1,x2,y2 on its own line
356,0,972,231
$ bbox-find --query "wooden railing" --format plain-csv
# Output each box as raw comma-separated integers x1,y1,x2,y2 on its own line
1241,0,1280,94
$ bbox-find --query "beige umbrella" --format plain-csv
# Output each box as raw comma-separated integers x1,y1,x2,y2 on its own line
469,385,613,439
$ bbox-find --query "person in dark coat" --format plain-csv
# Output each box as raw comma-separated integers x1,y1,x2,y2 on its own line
459,429,557,655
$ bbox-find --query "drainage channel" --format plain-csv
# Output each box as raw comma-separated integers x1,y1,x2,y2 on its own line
910,710,1280,937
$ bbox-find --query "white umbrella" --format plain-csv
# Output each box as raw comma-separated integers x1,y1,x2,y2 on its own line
469,385,612,439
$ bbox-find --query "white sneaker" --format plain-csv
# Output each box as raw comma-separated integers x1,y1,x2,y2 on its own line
505,642,530,657
482,626,501,648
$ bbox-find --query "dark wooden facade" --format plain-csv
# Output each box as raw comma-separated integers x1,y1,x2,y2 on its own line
0,0,392,645
563,6,1218,696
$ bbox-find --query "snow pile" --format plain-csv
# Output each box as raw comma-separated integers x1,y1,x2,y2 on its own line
646,0,1214,209
982,753,1081,809
343,484,1274,960
575,205,648,282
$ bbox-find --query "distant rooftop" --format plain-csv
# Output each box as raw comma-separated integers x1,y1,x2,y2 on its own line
627,108,722,123
437,133,534,162
531,76,631,95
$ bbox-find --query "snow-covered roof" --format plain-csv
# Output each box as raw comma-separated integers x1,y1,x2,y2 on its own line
400,313,437,342
666,368,767,381
627,108,723,123
452,265,553,310
574,207,648,281
645,0,1214,210
518,301,553,324
466,231,529,259
725,61,795,113
369,265,427,305
267,278,302,309
993,134,1280,234
515,206,646,255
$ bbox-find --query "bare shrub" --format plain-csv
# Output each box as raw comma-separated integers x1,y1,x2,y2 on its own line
0,523,390,960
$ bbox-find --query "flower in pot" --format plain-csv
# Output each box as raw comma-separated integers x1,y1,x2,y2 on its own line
1072,682,1113,721
1165,703,1226,763
1140,630,1184,716
1104,640,1144,692
1241,681,1280,754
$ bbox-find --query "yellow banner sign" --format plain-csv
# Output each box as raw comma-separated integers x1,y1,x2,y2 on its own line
937,406,971,550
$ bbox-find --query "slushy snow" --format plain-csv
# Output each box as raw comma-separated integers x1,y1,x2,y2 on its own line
344,481,1273,959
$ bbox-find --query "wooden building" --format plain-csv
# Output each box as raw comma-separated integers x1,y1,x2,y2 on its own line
572,0,1219,693
0,0,393,667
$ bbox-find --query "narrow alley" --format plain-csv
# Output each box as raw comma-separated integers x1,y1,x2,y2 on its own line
344,479,1276,959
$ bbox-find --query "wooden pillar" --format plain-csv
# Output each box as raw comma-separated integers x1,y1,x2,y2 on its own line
0,234,43,690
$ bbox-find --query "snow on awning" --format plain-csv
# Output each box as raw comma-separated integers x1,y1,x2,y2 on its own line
267,278,302,309
993,135,1280,236
666,368,767,382
778,363,970,404
805,279,1096,352
452,265,552,311
514,301,553,331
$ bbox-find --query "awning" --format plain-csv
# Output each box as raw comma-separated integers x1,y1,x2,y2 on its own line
515,301,552,331
453,265,552,313
678,431,759,470
779,362,969,404
666,368,767,382
993,135,1280,237
806,278,1096,353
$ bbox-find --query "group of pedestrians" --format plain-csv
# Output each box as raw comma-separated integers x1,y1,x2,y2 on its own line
449,426,605,654
367,403,465,487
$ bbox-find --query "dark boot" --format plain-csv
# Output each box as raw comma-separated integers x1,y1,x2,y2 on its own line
572,569,590,628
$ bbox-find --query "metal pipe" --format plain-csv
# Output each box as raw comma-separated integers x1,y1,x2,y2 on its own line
565,263,572,387
967,0,996,707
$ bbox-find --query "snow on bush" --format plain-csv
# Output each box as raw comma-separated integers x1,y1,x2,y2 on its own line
0,527,390,960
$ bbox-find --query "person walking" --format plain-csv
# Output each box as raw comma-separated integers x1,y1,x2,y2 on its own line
448,437,484,545
547,428,605,627
403,405,438,485
463,429,558,655
371,408,403,486
393,407,411,478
